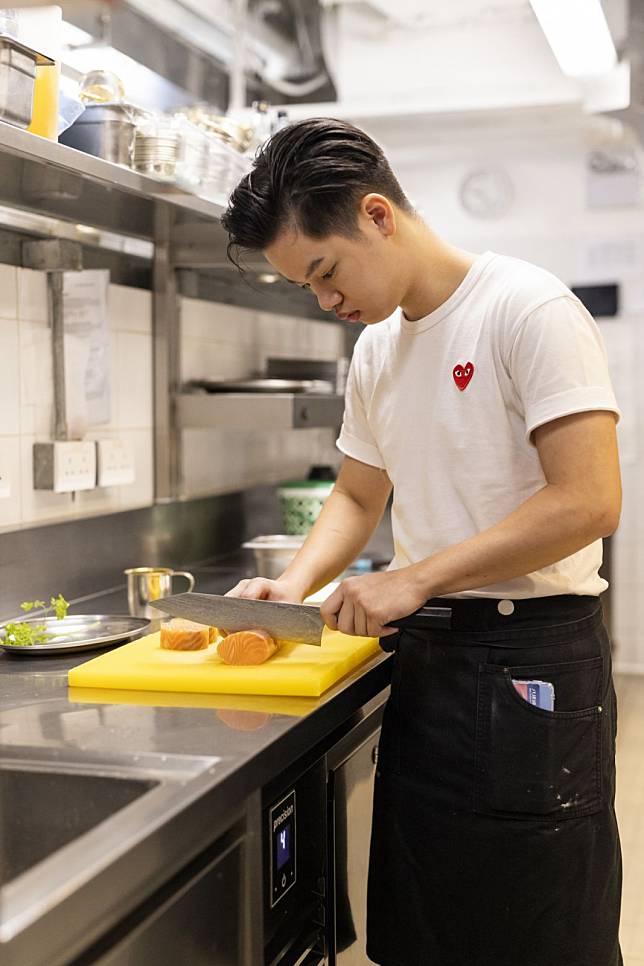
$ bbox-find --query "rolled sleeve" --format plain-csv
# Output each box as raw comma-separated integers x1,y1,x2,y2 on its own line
508,296,621,443
336,427,386,469
336,351,386,469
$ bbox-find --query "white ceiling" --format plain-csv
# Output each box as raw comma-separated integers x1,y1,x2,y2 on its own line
276,0,631,143
322,0,531,30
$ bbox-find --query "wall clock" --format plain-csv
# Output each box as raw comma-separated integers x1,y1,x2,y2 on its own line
459,166,514,219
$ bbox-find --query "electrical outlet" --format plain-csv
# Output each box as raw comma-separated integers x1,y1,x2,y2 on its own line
33,441,96,492
96,438,136,487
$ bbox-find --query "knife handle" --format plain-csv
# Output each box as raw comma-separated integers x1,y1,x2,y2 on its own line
388,606,452,630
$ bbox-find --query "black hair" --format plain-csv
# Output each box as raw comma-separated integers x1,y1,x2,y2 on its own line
221,117,413,270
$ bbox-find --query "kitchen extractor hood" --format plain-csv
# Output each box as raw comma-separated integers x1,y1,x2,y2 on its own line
29,0,336,109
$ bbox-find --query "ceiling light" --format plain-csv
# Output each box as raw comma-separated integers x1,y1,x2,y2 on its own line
258,272,280,283
529,0,617,77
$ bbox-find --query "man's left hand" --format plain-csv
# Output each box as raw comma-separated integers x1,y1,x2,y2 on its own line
320,568,428,639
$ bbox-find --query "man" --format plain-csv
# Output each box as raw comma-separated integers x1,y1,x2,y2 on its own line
222,118,622,966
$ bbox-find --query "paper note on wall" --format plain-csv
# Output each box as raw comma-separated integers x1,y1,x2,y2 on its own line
63,270,111,434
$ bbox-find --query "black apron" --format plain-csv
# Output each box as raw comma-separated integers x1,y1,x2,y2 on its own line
367,595,622,966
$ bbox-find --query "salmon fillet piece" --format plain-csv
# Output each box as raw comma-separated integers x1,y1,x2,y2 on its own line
217,627,278,666
160,618,210,650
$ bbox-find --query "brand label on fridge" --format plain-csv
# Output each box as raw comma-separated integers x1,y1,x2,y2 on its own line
270,790,296,906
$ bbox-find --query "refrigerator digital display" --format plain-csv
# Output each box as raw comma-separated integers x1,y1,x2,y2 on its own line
269,790,296,906
276,825,291,870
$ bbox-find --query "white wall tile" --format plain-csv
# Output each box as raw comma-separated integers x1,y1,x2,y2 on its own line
181,340,207,382
116,428,154,509
115,332,153,429
0,265,18,320
214,304,257,346
180,302,346,500
181,297,213,340
181,340,252,382
74,480,122,515
108,284,152,335
256,312,282,349
7,286,342,528
0,318,20,436
19,321,53,437
2,274,156,531
181,299,258,346
17,268,48,323
0,436,22,529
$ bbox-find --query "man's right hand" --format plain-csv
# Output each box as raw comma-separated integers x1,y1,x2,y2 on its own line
225,576,305,604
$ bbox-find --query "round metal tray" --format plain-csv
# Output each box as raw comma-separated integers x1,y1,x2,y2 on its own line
188,378,335,394
0,614,150,655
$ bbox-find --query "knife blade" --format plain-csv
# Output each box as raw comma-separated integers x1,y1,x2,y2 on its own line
154,593,452,646
154,593,326,645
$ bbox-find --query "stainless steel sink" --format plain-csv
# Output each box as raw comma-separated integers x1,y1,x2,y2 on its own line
0,766,158,887
0,748,223,966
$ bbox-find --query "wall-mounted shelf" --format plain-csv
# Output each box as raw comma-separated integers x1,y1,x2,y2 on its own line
176,393,345,431
0,121,346,504
0,121,226,240
0,121,330,319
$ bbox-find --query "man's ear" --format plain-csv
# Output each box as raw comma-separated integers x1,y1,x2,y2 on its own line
361,193,396,238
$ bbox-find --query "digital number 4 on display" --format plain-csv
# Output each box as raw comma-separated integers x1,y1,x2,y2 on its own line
269,789,297,907
277,826,291,870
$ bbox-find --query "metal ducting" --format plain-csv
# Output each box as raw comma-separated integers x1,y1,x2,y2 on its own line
16,0,336,110
250,0,337,103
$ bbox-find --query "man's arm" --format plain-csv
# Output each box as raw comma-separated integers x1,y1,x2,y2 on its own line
321,410,621,638
279,456,392,598
226,456,392,601
411,409,621,595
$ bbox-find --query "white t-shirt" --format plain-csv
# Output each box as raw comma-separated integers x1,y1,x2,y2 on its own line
336,251,621,598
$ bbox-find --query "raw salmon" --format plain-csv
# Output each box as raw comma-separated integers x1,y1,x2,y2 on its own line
217,627,278,666
160,618,210,650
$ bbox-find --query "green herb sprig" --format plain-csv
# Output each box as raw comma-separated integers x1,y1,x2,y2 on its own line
3,594,69,647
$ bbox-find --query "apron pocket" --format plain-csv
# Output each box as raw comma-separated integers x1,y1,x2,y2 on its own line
474,656,604,819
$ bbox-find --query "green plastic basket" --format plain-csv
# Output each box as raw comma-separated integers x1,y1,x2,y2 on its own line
277,481,334,535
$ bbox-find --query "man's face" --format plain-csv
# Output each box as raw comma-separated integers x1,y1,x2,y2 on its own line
264,197,406,325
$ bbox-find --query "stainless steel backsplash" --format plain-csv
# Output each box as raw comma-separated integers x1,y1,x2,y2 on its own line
0,487,283,620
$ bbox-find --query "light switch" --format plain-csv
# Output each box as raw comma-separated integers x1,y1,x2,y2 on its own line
96,438,136,487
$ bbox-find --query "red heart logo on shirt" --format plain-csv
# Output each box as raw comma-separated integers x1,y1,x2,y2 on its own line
453,361,475,391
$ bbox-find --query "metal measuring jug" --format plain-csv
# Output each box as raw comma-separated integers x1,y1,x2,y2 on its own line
124,567,195,619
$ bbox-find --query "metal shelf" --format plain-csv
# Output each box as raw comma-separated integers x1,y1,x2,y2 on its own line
0,121,226,240
176,393,345,431
0,120,347,504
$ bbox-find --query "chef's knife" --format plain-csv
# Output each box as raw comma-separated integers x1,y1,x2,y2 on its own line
154,593,452,646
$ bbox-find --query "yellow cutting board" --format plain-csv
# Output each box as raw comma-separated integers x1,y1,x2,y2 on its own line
68,629,382,697
68,686,325,718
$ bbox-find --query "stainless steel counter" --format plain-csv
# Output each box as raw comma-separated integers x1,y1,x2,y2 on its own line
0,560,391,965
